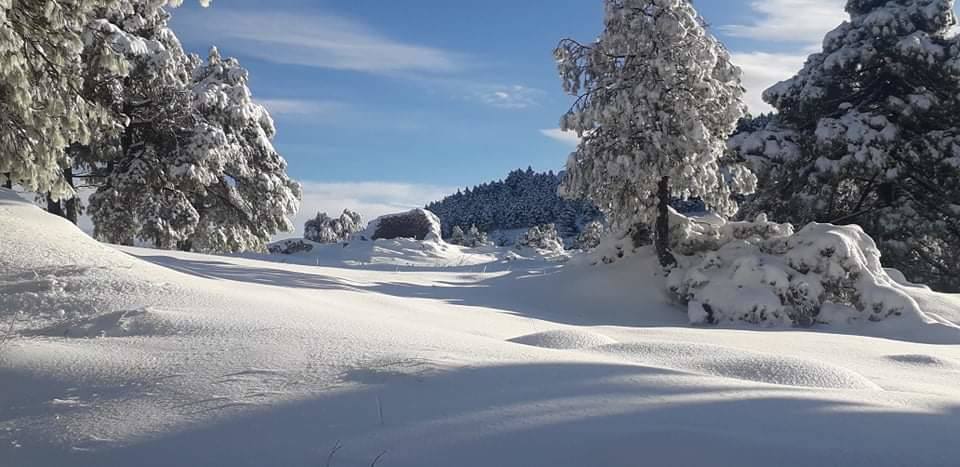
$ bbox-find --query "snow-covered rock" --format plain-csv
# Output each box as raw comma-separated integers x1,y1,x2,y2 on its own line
361,208,443,242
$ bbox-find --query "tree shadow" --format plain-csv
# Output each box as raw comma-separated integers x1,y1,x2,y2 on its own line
134,255,358,292
10,360,959,467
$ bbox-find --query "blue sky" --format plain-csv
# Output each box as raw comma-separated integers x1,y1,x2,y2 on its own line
167,0,862,233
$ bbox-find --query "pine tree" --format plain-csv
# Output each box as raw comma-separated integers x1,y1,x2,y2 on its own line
0,1,125,197
731,0,960,291
0,0,206,198
87,2,205,248
426,168,601,238
183,48,302,253
450,226,466,245
554,0,753,268
91,47,301,252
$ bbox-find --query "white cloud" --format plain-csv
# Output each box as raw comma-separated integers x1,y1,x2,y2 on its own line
732,52,808,114
281,181,455,239
257,99,345,117
539,128,580,147
722,0,846,46
722,0,847,113
175,10,465,74
477,85,543,109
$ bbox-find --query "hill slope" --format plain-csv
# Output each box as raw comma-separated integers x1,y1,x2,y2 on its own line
2,188,960,467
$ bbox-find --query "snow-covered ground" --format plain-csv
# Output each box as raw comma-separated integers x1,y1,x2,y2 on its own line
3,188,960,467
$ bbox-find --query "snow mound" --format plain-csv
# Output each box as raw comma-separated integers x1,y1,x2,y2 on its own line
509,329,617,349
593,341,880,390
886,354,960,369
668,211,935,328
0,189,184,332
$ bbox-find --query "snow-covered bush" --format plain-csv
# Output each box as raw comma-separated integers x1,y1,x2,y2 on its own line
363,209,443,242
267,239,315,255
666,211,923,327
304,210,362,244
449,224,491,247
574,221,605,251
516,224,565,253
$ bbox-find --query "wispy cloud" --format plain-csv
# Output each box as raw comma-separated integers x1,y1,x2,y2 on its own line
722,0,846,113
282,181,455,239
258,99,346,117
539,128,580,147
722,0,846,46
175,10,466,74
477,85,543,109
731,52,809,113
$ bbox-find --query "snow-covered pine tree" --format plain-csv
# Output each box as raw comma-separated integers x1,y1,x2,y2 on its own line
466,224,489,247
731,0,960,291
554,0,754,268
0,0,123,197
426,168,601,239
449,225,466,246
91,46,301,253
0,0,206,199
183,48,302,253
87,1,203,248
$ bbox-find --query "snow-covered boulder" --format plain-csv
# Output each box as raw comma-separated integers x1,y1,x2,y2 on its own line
666,211,927,327
362,209,442,242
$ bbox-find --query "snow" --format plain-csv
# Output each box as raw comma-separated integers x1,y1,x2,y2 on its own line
509,329,617,350
4,188,960,466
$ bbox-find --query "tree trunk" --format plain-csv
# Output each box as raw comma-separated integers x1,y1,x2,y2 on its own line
63,167,79,225
177,239,193,252
655,175,677,269
2,175,11,189
46,194,63,217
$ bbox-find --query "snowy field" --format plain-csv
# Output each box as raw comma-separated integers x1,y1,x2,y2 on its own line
3,189,960,467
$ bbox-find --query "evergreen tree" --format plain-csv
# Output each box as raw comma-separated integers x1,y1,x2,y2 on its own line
554,0,753,267
449,225,466,245
184,48,302,253
0,0,126,197
731,0,960,291
91,47,301,252
466,224,489,247
0,0,205,198
426,168,601,239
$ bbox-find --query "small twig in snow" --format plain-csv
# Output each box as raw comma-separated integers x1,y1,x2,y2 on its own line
370,450,388,467
325,440,343,467
376,395,384,426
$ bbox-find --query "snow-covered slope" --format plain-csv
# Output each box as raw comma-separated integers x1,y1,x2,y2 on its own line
3,188,960,467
